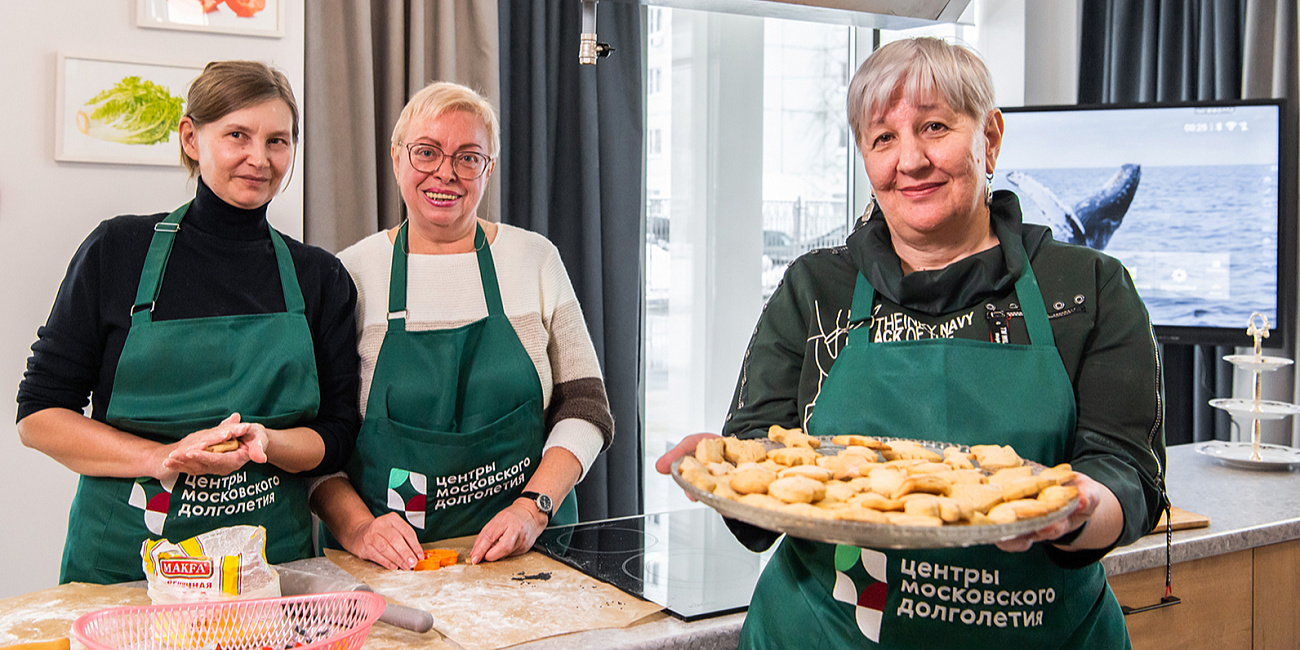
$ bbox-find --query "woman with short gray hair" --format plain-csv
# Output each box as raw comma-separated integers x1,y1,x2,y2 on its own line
658,37,1163,648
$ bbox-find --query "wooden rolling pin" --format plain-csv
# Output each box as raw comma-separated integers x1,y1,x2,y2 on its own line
277,561,435,633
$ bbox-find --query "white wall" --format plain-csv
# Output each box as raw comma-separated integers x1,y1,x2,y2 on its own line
0,0,304,598
1023,0,1081,106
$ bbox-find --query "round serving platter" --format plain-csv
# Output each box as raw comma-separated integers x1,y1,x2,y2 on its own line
1222,354,1294,372
1194,440,1300,471
1208,398,1300,421
670,436,1077,549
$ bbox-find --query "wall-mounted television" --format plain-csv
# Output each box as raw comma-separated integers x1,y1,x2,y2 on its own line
993,99,1292,348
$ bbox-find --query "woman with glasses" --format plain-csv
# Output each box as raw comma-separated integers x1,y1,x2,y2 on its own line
311,82,612,568
17,61,359,584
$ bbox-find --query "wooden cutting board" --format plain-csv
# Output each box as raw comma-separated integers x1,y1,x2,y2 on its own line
327,536,664,650
0,582,150,648
1148,506,1211,534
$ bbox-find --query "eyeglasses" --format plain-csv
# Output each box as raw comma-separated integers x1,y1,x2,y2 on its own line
404,143,492,179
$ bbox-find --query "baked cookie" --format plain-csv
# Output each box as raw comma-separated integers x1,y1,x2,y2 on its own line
768,424,821,449
767,476,827,504
971,444,1023,471
730,467,778,495
724,437,768,464
779,465,834,482
831,434,889,450
695,437,726,464
769,446,820,467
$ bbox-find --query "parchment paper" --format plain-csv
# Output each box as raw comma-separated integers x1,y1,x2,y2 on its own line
0,582,150,648
326,536,664,650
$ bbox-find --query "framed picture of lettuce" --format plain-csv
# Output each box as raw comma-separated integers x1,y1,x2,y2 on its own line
55,54,202,166
135,0,284,38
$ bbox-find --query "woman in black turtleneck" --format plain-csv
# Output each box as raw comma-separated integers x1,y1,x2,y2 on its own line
16,61,359,585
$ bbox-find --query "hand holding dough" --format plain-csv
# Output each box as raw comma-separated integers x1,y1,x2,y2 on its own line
206,439,239,453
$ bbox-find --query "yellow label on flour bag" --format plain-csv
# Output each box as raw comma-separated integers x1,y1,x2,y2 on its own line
142,525,280,604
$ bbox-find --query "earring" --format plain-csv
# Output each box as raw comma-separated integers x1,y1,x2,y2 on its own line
985,171,994,207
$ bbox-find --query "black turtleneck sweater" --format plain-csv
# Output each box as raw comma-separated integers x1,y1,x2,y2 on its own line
17,179,360,476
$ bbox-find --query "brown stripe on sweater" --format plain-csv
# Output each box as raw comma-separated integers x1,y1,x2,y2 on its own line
545,377,614,449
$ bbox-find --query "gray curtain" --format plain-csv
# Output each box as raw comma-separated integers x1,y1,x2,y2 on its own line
498,1,644,520
304,0,500,253
1078,0,1297,446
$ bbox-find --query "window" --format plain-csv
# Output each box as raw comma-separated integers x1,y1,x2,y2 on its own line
642,8,863,514
642,5,992,515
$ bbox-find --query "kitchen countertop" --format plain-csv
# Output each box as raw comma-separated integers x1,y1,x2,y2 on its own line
1099,441,1300,576
9,444,1296,650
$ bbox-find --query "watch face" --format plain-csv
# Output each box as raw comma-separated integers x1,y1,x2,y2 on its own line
537,493,553,513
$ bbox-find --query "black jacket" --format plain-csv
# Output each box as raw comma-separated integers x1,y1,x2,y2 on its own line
723,191,1166,567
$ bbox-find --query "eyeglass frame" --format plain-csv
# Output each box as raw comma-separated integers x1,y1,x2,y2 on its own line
402,142,494,179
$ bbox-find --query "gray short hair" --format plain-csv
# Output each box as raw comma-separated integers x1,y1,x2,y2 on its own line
847,37,995,146
391,81,500,158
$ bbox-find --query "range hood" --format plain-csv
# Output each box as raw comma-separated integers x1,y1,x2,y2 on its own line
580,0,972,64
629,0,971,30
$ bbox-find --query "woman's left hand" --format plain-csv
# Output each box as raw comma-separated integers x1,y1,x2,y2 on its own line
995,471,1122,553
162,413,270,476
468,500,548,564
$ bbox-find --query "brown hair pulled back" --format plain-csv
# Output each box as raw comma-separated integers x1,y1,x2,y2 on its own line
180,60,299,176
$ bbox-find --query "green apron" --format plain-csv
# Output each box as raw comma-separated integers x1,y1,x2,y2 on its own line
340,222,576,544
61,203,321,585
739,244,1129,648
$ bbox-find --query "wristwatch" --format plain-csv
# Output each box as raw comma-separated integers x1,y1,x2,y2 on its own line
519,491,553,525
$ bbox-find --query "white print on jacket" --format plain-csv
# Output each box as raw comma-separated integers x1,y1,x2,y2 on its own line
803,300,856,430
804,302,980,429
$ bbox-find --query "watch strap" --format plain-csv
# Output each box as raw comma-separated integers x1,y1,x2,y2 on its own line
519,491,552,524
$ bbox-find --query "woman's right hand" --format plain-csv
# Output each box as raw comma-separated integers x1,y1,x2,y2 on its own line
340,512,425,571
654,432,720,475
154,414,257,480
655,433,722,502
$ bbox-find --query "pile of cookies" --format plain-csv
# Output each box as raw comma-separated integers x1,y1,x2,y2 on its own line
676,426,1077,527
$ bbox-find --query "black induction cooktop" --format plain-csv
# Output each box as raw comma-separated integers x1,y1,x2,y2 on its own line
532,507,774,621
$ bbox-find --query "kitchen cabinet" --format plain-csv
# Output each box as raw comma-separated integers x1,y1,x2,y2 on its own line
1101,440,1300,650
1109,538,1300,649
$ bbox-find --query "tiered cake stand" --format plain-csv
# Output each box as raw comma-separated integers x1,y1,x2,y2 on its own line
1197,313,1300,469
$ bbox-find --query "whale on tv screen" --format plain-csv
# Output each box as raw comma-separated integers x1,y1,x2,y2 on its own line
994,102,1284,344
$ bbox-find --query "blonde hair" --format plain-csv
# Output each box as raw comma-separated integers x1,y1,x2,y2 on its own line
181,60,299,177
847,37,995,147
391,81,500,158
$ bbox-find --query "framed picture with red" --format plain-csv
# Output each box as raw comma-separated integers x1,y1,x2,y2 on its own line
135,0,284,38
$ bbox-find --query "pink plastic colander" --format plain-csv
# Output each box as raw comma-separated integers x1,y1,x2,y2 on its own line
71,591,386,650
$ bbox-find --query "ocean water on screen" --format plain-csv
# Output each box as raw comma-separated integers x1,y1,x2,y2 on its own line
999,164,1278,330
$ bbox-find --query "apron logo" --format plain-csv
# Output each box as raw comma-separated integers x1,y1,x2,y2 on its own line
388,469,427,530
832,545,887,642
128,476,177,535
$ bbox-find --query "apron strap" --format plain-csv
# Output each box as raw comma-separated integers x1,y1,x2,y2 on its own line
849,272,876,328
268,227,306,315
130,203,302,324
847,251,1053,347
130,204,188,325
388,222,411,331
1013,251,1054,347
386,222,504,333
473,225,505,317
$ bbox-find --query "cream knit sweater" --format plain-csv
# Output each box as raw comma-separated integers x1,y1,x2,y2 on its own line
338,223,611,478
